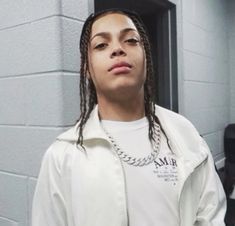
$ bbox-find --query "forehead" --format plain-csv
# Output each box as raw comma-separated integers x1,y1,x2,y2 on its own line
91,13,137,36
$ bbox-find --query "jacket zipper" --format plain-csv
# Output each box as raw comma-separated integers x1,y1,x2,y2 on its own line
118,157,130,226
178,170,191,226
178,156,208,226
103,134,130,226
108,138,130,226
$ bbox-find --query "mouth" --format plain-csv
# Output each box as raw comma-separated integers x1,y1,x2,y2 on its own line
108,62,132,72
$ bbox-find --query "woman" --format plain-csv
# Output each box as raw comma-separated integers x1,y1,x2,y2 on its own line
32,9,226,226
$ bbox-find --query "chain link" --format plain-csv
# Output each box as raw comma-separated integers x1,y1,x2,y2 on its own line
103,123,161,167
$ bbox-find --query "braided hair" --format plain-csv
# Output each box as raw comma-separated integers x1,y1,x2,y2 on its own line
77,8,167,147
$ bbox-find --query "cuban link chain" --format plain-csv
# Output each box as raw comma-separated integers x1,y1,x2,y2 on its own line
103,122,161,167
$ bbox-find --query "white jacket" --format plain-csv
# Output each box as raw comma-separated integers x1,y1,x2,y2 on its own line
32,105,226,226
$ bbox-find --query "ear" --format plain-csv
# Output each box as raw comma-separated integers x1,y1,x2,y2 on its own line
86,59,94,80
86,69,92,80
86,71,91,79
83,62,91,79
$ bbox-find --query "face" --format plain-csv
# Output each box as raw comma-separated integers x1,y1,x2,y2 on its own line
88,13,146,102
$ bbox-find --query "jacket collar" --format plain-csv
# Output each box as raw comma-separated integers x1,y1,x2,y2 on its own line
57,104,208,170
57,105,108,142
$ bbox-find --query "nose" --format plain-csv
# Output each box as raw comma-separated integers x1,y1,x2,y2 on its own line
110,47,126,58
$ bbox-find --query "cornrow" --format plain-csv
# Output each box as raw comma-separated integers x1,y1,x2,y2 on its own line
77,9,170,148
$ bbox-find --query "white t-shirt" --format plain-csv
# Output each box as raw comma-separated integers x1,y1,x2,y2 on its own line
101,117,179,226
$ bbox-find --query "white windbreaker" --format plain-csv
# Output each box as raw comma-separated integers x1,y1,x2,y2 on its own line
32,105,227,226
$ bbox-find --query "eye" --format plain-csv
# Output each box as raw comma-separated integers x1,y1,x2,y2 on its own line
94,43,108,50
125,38,139,45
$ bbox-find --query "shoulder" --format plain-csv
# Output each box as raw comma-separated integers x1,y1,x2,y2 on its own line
155,105,205,152
42,140,70,167
155,105,198,135
41,129,79,172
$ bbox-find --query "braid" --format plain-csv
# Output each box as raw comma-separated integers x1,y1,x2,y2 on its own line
77,9,170,148
77,17,97,146
128,14,170,146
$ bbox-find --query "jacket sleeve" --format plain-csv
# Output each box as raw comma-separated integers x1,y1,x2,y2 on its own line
195,138,227,226
32,141,68,226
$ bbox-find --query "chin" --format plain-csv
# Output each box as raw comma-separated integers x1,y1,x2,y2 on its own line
109,84,144,100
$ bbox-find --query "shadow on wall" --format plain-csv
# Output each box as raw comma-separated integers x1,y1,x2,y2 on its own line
222,124,235,226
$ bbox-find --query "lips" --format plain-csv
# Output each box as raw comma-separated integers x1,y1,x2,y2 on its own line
108,62,132,72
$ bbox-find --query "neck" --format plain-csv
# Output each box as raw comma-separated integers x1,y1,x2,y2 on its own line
97,95,145,121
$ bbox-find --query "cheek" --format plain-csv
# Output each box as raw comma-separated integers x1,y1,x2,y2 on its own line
134,47,145,64
89,54,105,75
88,55,100,80
87,55,107,87
141,49,146,72
139,52,147,80
137,52,146,73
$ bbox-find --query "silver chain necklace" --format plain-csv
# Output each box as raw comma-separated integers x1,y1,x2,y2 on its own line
103,122,161,167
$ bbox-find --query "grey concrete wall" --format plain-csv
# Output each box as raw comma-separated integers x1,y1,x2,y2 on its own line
180,0,230,166
228,0,235,123
0,0,88,225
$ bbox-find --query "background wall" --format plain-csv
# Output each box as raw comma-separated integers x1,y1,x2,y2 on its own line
180,0,234,167
0,0,88,225
227,0,235,123
0,0,234,225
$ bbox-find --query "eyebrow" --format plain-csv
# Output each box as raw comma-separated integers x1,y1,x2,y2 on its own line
90,28,138,42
